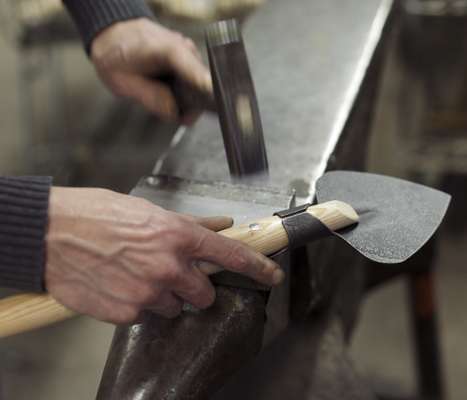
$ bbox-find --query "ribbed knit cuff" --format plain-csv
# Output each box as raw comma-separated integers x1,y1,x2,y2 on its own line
63,0,155,54
0,176,52,292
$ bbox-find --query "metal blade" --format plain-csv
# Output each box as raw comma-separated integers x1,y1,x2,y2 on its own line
316,171,451,264
132,175,291,224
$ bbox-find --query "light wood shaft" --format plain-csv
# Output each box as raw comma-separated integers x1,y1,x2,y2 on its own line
0,200,358,338
199,200,358,274
0,293,75,338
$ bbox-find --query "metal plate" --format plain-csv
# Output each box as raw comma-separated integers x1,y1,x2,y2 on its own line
131,175,293,223
316,171,451,264
159,0,393,199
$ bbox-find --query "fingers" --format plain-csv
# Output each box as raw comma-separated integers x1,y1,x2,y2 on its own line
196,216,234,232
166,42,213,94
177,214,234,232
90,19,212,121
189,227,285,286
173,266,216,309
119,74,180,120
146,291,183,318
184,37,202,61
180,110,202,126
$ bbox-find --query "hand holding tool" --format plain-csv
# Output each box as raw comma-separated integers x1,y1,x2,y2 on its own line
0,199,356,338
0,169,450,338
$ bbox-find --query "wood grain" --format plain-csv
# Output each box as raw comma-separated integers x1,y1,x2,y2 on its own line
199,200,358,274
0,293,75,338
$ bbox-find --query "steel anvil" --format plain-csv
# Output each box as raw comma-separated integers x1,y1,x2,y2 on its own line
95,2,397,399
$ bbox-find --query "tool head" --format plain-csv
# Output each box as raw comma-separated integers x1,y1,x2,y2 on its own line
316,171,451,264
206,20,269,179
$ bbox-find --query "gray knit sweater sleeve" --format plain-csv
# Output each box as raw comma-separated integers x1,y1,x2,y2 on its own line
0,176,52,291
63,0,155,53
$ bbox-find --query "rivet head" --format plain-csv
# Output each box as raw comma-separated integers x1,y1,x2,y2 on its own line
249,223,261,231
146,176,160,186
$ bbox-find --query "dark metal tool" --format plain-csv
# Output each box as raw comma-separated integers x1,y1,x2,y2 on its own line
159,19,268,181
158,74,217,117
206,19,269,179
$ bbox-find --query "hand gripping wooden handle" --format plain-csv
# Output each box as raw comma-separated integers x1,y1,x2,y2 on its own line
0,200,357,338
0,293,76,338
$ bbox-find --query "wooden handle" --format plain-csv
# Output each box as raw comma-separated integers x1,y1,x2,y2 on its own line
0,200,357,338
0,293,76,338
199,200,358,274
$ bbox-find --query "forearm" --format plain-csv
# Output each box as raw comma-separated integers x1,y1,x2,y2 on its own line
0,176,52,291
62,0,155,53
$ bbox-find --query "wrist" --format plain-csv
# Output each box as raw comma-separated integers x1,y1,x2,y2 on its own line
63,0,155,54
90,17,152,62
0,176,52,292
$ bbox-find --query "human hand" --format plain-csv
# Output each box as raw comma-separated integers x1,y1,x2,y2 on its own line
90,18,211,123
45,187,283,324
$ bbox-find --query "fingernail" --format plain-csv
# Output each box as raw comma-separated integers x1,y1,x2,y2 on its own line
272,269,285,285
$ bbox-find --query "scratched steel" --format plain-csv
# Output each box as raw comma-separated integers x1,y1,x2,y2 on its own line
159,0,393,199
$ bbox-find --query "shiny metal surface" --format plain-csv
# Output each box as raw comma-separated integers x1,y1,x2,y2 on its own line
133,175,292,223
97,1,394,398
96,287,267,400
159,0,393,199
205,19,241,46
206,19,269,179
131,175,293,340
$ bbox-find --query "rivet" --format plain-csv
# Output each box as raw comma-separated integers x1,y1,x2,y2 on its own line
146,176,160,186
249,223,261,231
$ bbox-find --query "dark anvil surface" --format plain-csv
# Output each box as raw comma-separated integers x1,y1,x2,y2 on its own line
159,0,393,199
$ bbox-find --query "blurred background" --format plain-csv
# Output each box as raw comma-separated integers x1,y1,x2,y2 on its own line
0,0,467,399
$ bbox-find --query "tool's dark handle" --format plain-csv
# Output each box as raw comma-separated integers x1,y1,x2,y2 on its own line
158,74,217,116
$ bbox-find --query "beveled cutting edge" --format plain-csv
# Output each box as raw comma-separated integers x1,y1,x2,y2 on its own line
316,171,451,263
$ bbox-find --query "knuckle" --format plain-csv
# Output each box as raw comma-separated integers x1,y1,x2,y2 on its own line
159,263,182,285
118,282,144,303
172,32,185,41
258,258,271,275
197,289,216,309
185,38,196,48
134,197,158,211
135,284,158,304
187,231,207,255
185,281,207,300
164,303,183,319
114,306,139,324
109,79,127,97
230,247,250,273
161,220,193,247
165,45,179,63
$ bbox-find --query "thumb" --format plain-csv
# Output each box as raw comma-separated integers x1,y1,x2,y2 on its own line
176,213,234,232
167,45,213,94
196,216,234,232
